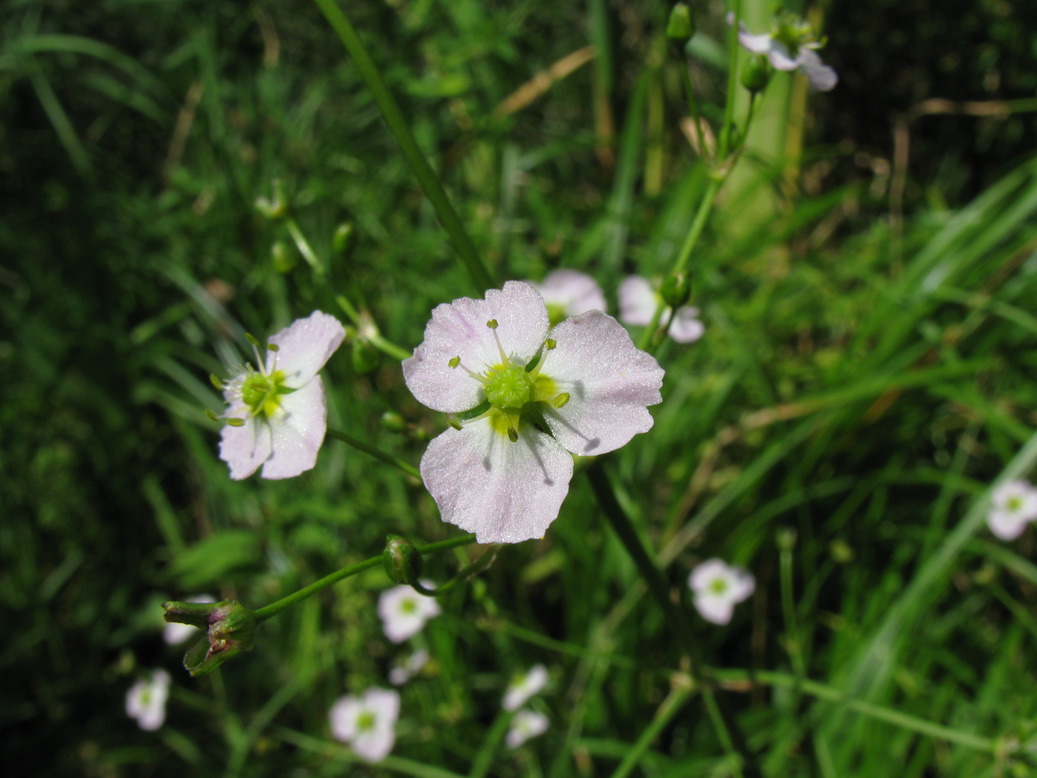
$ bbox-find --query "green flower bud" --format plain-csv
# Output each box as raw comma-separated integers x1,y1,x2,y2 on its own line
163,600,256,677
740,54,772,93
660,272,691,308
255,179,289,220
384,535,423,585
333,222,356,256
271,240,296,274
380,411,407,433
666,4,695,46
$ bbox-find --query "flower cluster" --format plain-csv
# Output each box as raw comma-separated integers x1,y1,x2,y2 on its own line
330,688,400,762
378,583,441,643
125,669,171,731
688,559,755,625
404,281,664,543
987,480,1037,540
502,665,550,748
216,310,345,480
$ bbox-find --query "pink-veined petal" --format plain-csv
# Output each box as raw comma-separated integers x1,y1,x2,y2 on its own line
267,310,346,387
669,306,705,343
533,270,608,316
419,417,574,543
404,281,550,414
540,312,663,456
796,49,838,91
259,378,327,479
219,417,273,480
617,276,658,326
694,593,735,625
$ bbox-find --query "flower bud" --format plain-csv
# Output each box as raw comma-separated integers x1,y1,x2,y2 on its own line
254,179,289,220
271,240,297,274
163,599,256,677
740,54,772,93
333,222,356,256
380,411,407,433
660,272,691,308
384,535,423,585
666,4,695,47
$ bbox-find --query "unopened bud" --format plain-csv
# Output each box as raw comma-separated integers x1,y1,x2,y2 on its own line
660,272,691,308
333,222,355,256
666,4,696,47
381,411,407,433
384,535,423,585
254,179,288,220
740,54,772,93
271,240,296,274
163,600,256,677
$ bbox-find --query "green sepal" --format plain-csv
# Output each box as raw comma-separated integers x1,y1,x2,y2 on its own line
384,534,424,585
164,599,257,677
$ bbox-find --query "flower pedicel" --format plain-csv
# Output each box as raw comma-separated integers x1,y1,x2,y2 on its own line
404,281,664,543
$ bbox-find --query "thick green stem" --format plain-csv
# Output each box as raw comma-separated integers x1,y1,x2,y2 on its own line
311,0,494,292
326,427,420,479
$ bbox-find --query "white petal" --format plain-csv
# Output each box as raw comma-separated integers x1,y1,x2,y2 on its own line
219,418,273,480
730,568,756,602
533,270,608,316
988,510,1028,541
266,311,346,386
540,312,664,456
365,688,401,723
503,664,549,711
796,49,838,91
378,585,440,643
668,307,704,343
404,281,550,413
329,696,362,741
738,28,779,56
688,558,729,593
353,726,396,762
506,709,549,748
419,418,573,543
260,378,328,479
694,593,735,625
617,276,658,326
764,41,799,71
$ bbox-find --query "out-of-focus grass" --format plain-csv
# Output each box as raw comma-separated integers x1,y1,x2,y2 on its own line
2,1,1037,776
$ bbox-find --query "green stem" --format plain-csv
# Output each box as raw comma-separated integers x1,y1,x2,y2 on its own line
333,295,412,362
719,0,742,159
609,683,695,778
700,686,746,778
326,427,420,479
677,48,710,165
284,217,326,277
414,545,500,596
311,0,494,292
778,530,808,683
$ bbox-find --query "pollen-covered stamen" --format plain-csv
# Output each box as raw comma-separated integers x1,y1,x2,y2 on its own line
552,392,570,409
528,337,557,379
447,355,488,384
485,318,512,364
507,427,519,442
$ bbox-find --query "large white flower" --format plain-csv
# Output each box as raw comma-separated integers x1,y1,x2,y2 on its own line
125,669,171,731
329,688,400,762
218,310,346,479
730,13,837,92
618,275,704,344
506,709,549,749
987,479,1037,540
502,664,549,711
688,559,755,626
378,583,441,644
529,270,607,325
403,281,664,543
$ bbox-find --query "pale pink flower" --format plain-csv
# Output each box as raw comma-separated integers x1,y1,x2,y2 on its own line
378,583,441,643
530,270,607,324
506,709,549,748
688,559,755,625
987,479,1037,540
125,669,171,731
618,276,704,344
730,13,837,92
329,688,400,762
502,664,549,711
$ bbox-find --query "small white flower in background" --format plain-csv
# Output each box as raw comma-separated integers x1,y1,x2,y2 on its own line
378,583,441,644
125,669,171,731
987,480,1037,540
162,595,215,644
688,559,755,625
618,276,704,344
529,269,608,325
329,688,400,762
729,12,837,92
502,664,549,711
403,281,664,543
506,709,549,749
217,310,346,480
389,649,430,686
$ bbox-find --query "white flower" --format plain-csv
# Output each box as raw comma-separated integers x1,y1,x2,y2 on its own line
730,13,837,92
618,276,704,344
329,688,400,762
529,270,607,325
389,649,430,685
378,583,441,643
218,310,346,480
987,479,1037,540
502,664,549,711
403,281,664,543
506,709,549,748
162,595,215,644
688,559,755,625
125,669,171,731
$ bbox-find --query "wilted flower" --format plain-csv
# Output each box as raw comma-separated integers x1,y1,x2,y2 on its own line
618,276,704,344
162,595,215,645
216,310,346,479
378,583,441,643
403,281,664,543
163,599,256,677
688,559,755,625
125,669,171,731
503,664,549,711
329,688,400,762
506,709,549,748
389,649,430,686
530,270,607,325
987,479,1037,540
730,12,837,92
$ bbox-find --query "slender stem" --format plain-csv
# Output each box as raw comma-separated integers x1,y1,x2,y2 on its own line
332,294,413,362
677,51,710,165
700,686,746,778
284,217,326,277
326,427,420,479
468,708,512,778
311,0,494,292
778,530,808,683
609,683,694,778
719,0,742,159
414,545,500,596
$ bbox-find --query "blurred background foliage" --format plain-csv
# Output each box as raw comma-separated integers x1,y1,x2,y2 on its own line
2,0,1037,776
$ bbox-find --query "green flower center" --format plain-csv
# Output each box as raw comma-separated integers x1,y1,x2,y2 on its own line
709,578,729,595
400,598,418,614
486,366,534,409
241,370,287,418
1007,495,1023,512
357,711,376,732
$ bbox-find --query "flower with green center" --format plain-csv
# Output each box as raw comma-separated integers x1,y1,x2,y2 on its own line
688,559,755,625
618,275,704,344
502,664,549,711
378,582,441,643
125,669,171,731
403,281,664,543
506,709,549,749
987,479,1037,540
529,269,607,326
216,311,345,479
730,12,837,92
329,688,400,762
